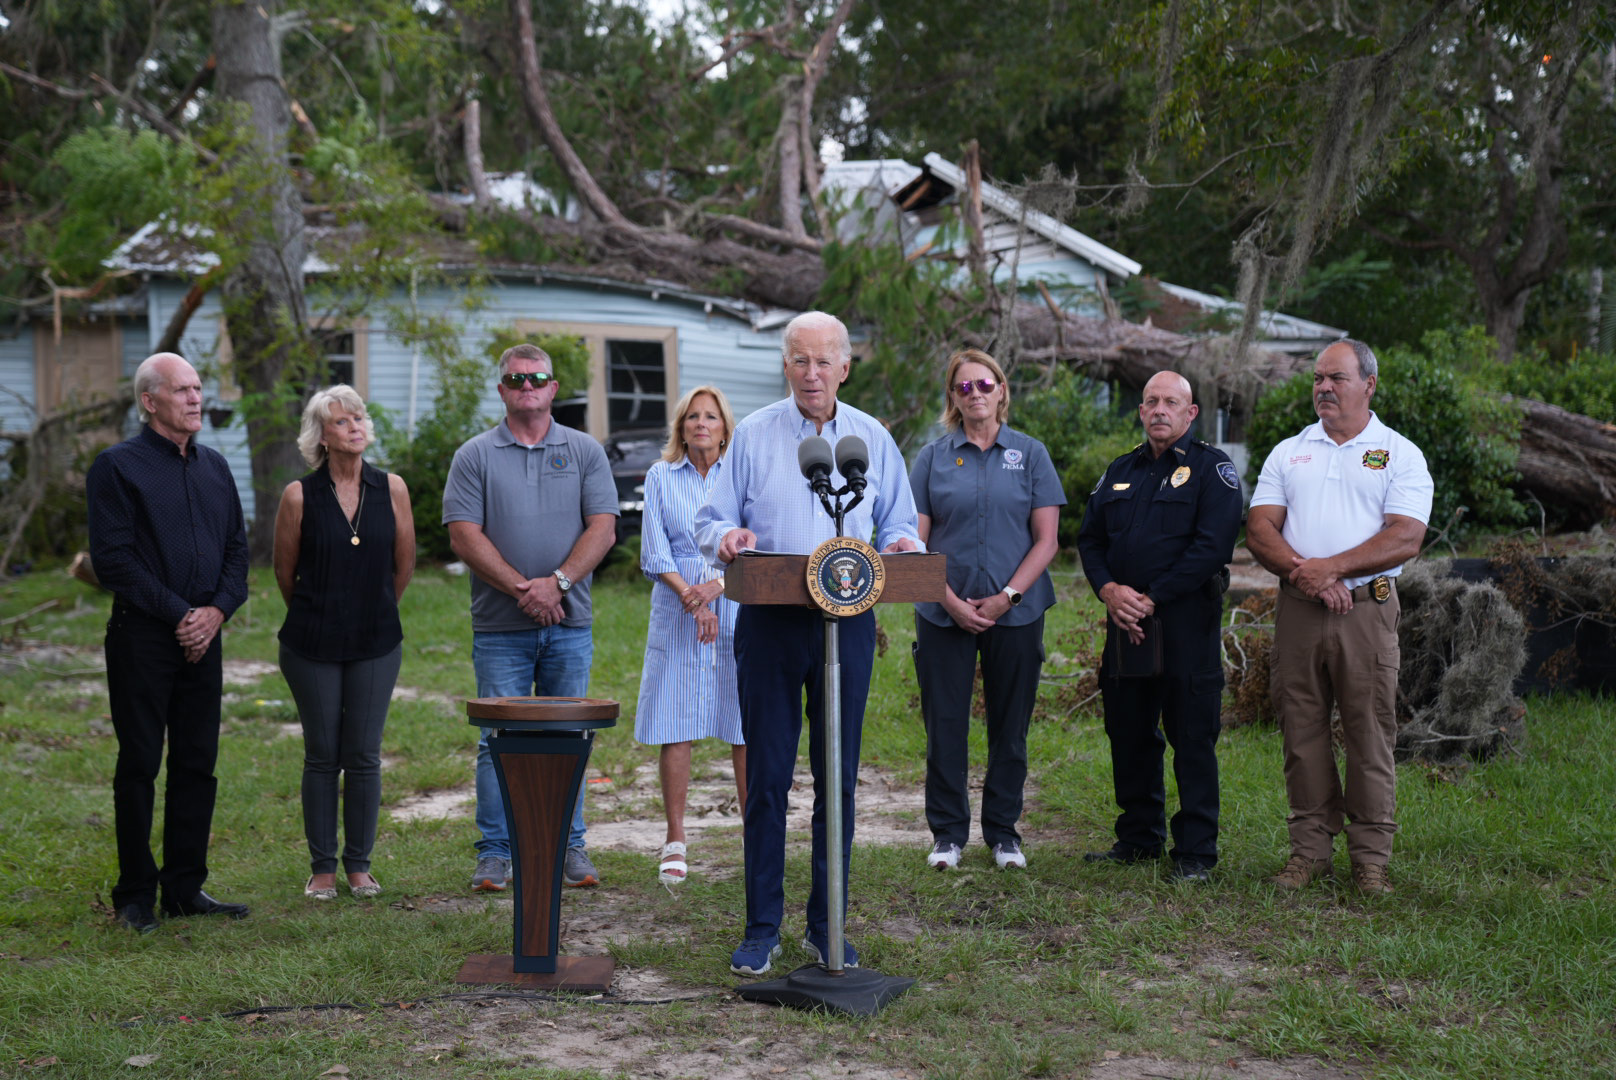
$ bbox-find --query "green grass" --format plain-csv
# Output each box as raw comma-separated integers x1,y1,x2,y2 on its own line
1,558,1612,1078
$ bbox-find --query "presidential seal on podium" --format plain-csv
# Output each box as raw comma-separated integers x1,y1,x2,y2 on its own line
805,535,886,617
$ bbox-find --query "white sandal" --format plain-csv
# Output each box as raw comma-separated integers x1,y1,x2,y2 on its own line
657,841,688,885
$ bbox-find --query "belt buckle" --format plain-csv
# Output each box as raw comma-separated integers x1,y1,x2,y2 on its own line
1370,575,1392,604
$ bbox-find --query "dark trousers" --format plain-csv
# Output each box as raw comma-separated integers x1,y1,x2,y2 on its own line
105,604,223,908
1099,594,1224,866
735,605,873,943
913,614,1045,849
280,643,403,876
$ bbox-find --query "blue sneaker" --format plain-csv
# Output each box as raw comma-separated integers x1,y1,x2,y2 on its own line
729,937,782,976
802,933,860,969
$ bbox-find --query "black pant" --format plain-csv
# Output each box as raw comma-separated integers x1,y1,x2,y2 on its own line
105,604,222,908
913,614,1045,849
1099,594,1224,865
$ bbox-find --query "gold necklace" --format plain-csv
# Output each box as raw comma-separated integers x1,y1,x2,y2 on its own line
331,481,365,546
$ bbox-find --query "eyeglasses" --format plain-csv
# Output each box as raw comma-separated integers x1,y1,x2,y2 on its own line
501,371,556,390
954,378,997,397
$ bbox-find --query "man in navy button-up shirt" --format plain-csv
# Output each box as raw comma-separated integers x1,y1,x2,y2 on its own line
87,353,249,931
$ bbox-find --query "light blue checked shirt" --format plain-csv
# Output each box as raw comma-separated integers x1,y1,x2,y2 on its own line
696,396,923,566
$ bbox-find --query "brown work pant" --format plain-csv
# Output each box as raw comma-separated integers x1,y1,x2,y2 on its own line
1270,583,1401,864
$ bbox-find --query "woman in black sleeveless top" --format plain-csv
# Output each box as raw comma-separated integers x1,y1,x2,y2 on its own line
273,385,415,900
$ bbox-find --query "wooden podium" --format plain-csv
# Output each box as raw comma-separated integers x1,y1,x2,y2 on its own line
454,696,618,990
724,550,945,606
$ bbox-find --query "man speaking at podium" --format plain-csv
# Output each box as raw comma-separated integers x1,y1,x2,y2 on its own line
697,311,921,977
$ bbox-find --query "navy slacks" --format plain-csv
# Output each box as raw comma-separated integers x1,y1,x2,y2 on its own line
735,605,874,943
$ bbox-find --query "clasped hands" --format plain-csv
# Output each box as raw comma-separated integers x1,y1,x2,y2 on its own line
1287,555,1354,614
175,605,224,663
1098,583,1153,646
680,579,725,645
514,574,565,625
944,588,1011,634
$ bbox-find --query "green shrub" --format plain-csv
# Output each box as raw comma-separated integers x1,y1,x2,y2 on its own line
1492,348,1615,423
1246,327,1524,535
1013,369,1139,547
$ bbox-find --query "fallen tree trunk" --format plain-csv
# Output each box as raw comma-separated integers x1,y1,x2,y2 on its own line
1508,395,1616,526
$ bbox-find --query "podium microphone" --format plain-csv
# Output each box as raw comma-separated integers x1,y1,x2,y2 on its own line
798,436,835,495
834,436,869,495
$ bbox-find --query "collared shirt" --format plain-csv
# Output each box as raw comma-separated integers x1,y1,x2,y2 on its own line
1077,431,1242,609
1249,412,1432,588
909,424,1066,627
696,396,922,564
86,424,249,626
442,418,617,631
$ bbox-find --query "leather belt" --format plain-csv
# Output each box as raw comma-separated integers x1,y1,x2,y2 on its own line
1280,576,1395,604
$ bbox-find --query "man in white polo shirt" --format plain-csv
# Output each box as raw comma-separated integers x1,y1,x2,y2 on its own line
1246,339,1433,895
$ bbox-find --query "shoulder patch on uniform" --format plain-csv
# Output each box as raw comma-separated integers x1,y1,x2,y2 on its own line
1217,462,1240,489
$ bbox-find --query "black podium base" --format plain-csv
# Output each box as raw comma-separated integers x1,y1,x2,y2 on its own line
736,964,915,1016
455,953,615,990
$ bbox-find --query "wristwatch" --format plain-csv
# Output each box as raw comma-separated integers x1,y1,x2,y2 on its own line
553,569,573,593
1002,585,1023,606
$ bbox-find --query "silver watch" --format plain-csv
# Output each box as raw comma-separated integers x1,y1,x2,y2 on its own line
553,569,573,593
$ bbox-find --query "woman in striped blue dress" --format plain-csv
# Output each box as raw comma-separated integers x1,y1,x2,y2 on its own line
635,385,746,884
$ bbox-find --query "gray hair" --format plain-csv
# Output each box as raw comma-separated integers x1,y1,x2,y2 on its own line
1335,338,1378,380
297,384,375,468
132,352,188,423
780,311,851,363
499,343,552,376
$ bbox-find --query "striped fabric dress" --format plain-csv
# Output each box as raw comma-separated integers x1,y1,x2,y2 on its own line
633,456,743,746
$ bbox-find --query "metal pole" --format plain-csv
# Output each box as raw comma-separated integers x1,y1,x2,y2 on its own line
822,610,845,975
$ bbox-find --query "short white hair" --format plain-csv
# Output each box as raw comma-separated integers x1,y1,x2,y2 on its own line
297,384,375,467
132,352,190,423
781,311,851,363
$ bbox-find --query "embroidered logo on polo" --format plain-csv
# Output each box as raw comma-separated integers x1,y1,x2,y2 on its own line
1002,448,1025,470
1217,462,1240,489
1362,449,1390,470
549,454,570,470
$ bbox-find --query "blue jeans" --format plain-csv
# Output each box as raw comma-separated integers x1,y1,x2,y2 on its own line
473,625,593,858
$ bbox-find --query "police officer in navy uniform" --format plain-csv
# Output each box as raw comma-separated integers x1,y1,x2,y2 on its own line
1076,370,1242,881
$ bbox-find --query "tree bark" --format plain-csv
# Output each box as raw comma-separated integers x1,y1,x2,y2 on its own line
464,98,493,208
1508,396,1616,526
212,0,309,560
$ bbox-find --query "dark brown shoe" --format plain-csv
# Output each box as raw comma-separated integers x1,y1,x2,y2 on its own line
1351,861,1394,895
1271,855,1333,890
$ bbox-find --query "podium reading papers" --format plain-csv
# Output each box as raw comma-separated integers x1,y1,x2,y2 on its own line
726,544,945,1016
455,696,618,990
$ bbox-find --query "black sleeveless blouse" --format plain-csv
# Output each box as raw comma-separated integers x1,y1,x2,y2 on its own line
277,460,403,662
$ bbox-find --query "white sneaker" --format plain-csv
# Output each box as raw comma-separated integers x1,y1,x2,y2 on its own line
993,841,1027,870
927,841,961,870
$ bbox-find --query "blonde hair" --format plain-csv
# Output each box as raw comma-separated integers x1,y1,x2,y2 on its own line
661,385,736,463
297,384,375,468
939,349,1011,431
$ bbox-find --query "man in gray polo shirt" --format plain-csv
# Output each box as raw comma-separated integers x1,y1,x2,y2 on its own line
443,343,618,892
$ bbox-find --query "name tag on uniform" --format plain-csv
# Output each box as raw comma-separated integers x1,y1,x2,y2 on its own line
1111,483,1131,491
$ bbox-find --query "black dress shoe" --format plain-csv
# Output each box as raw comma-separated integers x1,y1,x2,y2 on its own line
116,902,159,933
160,890,250,919
1083,846,1163,865
1170,860,1212,883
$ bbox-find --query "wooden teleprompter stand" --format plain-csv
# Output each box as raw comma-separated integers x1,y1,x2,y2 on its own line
454,696,618,991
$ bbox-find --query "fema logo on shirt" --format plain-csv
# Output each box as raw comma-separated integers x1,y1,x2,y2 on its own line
1002,448,1025,471
550,454,570,470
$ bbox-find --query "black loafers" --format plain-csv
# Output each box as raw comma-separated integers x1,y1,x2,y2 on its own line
160,890,250,920
1083,846,1163,865
116,902,159,933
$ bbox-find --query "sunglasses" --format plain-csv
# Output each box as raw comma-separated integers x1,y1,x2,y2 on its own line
501,371,556,390
954,377,998,396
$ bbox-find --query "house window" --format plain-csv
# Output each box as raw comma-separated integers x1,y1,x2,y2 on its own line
316,329,357,389
513,320,678,441
214,317,369,400
34,318,123,413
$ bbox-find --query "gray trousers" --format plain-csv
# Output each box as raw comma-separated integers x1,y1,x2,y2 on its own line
279,643,402,875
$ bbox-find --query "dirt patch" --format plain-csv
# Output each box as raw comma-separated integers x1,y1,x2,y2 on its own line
1089,1055,1361,1079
